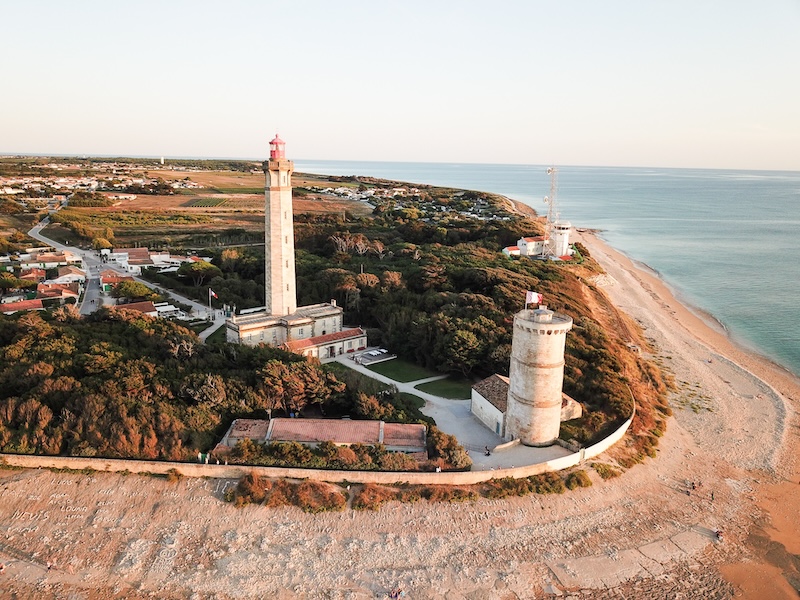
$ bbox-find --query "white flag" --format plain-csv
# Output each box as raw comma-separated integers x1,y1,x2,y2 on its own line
526,290,543,305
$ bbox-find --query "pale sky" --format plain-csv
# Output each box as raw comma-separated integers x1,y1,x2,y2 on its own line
2,1,799,170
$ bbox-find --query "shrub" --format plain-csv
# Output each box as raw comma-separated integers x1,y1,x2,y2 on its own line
353,483,399,511
427,426,472,470
294,480,347,513
166,468,183,483
263,479,294,508
483,477,535,499
564,469,592,490
530,472,566,494
378,452,417,472
592,463,622,480
232,471,268,507
335,446,359,466
419,485,477,503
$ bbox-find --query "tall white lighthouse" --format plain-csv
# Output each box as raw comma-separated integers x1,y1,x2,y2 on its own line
264,134,297,316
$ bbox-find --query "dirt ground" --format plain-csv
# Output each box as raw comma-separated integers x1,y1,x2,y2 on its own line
1,231,799,599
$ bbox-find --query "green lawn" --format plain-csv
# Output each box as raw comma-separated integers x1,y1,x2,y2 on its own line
415,378,473,400
203,325,227,343
396,392,426,409
366,358,439,383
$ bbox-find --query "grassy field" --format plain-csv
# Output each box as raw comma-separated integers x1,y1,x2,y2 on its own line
188,197,228,208
396,392,426,409
415,378,473,400
366,358,440,383
41,223,84,247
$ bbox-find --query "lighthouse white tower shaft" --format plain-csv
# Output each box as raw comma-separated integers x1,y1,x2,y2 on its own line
264,135,297,316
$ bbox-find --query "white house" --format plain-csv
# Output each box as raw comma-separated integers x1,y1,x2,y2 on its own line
48,265,87,285
471,373,582,442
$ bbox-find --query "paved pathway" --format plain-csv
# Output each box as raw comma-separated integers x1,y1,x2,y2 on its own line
334,354,572,470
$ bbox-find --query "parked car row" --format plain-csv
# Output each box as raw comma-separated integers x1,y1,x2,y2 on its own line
365,348,389,357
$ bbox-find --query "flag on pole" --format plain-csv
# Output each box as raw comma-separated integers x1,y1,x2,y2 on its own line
525,290,543,305
210,289,218,299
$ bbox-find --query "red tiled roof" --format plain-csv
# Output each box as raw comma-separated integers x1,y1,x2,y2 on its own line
116,301,157,314
522,236,545,242
20,268,46,280
36,283,80,298
100,270,134,285
284,327,366,352
270,418,381,445
0,299,44,313
382,422,427,449
57,265,86,277
472,374,510,412
227,419,270,441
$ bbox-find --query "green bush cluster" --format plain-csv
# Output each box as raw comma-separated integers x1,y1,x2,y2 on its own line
229,439,424,472
483,472,568,498
351,483,477,511
591,463,622,480
564,469,592,490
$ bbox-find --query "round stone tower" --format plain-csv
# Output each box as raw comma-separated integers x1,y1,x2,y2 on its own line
505,306,573,446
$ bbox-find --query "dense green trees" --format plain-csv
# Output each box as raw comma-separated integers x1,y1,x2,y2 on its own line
0,307,440,460
0,310,324,458
0,273,36,291
177,260,222,287
112,280,157,301
68,191,113,207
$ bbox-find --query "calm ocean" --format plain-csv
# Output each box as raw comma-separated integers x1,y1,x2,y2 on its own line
296,160,800,377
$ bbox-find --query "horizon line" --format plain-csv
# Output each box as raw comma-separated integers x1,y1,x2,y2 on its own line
1,152,798,175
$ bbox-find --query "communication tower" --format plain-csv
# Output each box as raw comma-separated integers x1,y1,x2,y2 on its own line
539,167,558,259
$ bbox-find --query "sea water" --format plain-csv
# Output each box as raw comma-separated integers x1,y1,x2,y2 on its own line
296,160,800,377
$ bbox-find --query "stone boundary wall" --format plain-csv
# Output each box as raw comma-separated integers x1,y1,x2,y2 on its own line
0,404,634,486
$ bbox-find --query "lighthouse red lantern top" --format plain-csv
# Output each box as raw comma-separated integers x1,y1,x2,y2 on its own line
269,134,286,160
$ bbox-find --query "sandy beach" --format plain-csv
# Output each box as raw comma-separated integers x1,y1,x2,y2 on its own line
578,231,800,599
1,231,799,599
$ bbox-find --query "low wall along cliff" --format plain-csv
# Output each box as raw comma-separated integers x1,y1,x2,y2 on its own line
0,407,633,486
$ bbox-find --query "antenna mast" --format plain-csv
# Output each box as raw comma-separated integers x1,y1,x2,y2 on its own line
540,167,558,258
